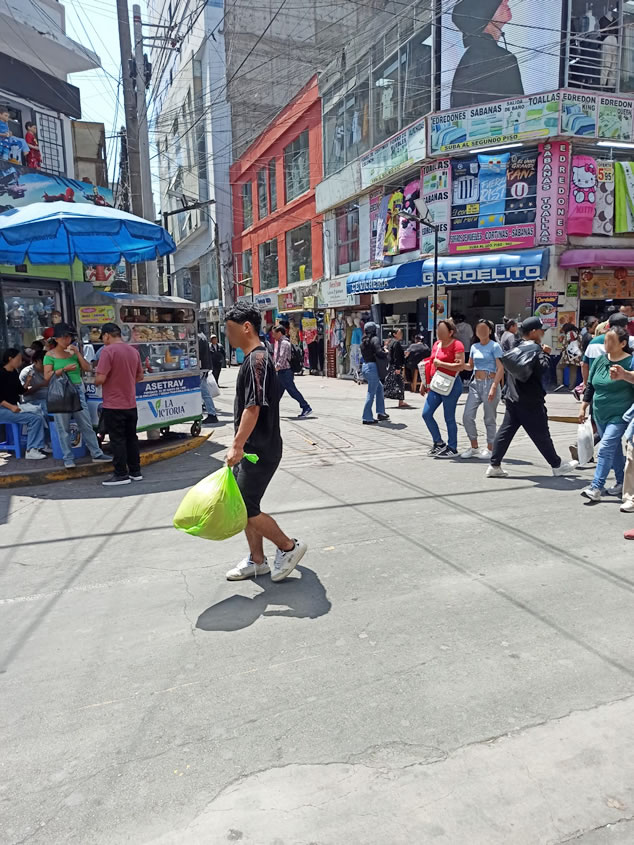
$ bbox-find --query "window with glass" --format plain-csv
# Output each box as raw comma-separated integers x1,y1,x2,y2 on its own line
258,238,279,289
242,249,252,286
286,222,312,284
241,181,253,229
257,168,268,219
335,202,360,274
284,130,310,202
268,159,277,211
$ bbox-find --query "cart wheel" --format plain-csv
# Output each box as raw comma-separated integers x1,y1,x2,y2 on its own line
160,427,170,437
190,420,202,437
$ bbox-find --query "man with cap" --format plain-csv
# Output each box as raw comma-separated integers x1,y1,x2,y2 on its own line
95,322,144,486
450,0,523,108
487,316,579,478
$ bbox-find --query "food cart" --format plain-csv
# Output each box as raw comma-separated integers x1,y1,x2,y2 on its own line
72,284,204,437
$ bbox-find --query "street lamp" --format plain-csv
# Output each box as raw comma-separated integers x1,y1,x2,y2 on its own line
400,197,440,341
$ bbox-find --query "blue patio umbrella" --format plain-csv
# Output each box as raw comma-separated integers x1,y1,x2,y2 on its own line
0,202,176,265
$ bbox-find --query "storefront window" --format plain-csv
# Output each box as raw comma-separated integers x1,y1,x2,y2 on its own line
286,222,312,284
568,0,619,91
284,130,310,202
2,285,59,349
621,4,634,92
259,238,279,289
373,52,400,145
241,181,253,230
335,202,360,274
269,159,277,211
401,28,432,126
257,168,268,219
242,249,252,286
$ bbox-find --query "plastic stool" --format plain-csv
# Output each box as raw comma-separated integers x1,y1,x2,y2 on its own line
0,422,27,459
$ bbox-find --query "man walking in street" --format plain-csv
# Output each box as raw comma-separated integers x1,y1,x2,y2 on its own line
198,330,219,424
209,334,225,386
95,323,144,487
272,324,312,419
487,316,579,479
223,301,307,582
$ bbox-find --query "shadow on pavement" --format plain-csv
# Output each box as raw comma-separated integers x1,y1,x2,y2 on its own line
196,566,331,632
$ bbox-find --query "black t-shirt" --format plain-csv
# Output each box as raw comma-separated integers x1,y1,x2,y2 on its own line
505,343,550,405
234,346,282,461
0,368,23,405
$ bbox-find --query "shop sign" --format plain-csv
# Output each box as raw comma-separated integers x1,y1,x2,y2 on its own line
421,262,544,287
77,305,115,325
321,277,354,307
420,160,450,254
0,159,115,211
566,282,578,298
429,92,560,155
536,141,570,246
360,117,426,189
579,269,634,299
303,295,315,309
85,375,202,428
534,292,559,328
428,295,448,327
450,225,535,254
277,289,300,311
254,293,275,311
561,91,634,142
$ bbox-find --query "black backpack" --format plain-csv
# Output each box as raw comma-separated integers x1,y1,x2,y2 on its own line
290,343,304,374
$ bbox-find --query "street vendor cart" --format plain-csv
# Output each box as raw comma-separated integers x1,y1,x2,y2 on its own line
73,284,204,437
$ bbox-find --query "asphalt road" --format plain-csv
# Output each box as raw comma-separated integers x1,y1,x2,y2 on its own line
1,372,633,844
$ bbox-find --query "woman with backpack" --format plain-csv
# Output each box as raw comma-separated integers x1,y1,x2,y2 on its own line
360,322,389,425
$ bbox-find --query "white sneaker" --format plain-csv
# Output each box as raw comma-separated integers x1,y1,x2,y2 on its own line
606,484,623,497
486,465,508,478
478,448,492,460
460,447,478,459
271,539,307,582
25,449,46,460
581,486,602,502
552,460,579,477
226,555,270,581
620,500,634,513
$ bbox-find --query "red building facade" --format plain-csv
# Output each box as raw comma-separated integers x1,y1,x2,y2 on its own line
231,76,323,300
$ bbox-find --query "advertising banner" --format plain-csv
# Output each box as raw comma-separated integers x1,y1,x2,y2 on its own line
560,91,599,136
579,269,634,299
77,306,116,325
597,96,634,141
0,159,114,212
420,160,451,254
429,93,560,155
534,292,559,329
439,0,562,112
536,141,570,246
428,295,448,327
369,188,384,268
359,117,426,189
85,375,202,428
321,277,356,307
560,91,634,141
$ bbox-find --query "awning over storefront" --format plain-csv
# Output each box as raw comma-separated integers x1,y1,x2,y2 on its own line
559,249,634,268
346,250,549,295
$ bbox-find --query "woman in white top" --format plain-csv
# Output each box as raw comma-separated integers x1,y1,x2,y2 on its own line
461,319,504,460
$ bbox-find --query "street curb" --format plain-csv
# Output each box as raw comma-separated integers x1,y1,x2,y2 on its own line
0,433,211,489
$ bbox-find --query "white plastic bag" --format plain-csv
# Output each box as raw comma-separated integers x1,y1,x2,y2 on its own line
577,417,594,466
206,372,220,398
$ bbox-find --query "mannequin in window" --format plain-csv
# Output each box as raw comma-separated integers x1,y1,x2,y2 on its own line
600,16,618,90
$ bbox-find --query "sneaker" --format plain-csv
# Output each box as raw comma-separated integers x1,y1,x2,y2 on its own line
25,448,46,460
271,539,307,582
486,465,508,478
298,407,313,419
362,419,378,425
427,441,446,456
435,445,458,458
226,555,270,581
129,473,143,481
102,474,131,486
41,445,53,455
620,500,634,513
478,448,492,460
92,454,112,463
64,459,76,469
581,485,602,502
203,415,218,424
569,444,579,462
606,484,623,497
377,413,390,421
460,447,478,459
552,460,579,477
625,529,634,540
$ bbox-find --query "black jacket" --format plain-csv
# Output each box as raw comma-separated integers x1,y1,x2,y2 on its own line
361,335,388,381
388,339,405,369
450,34,524,109
504,342,550,405
209,343,226,367
198,336,212,370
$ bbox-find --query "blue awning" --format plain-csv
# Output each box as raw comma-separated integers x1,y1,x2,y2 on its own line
346,250,549,295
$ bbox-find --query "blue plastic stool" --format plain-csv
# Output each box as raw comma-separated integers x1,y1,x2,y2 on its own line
0,422,28,459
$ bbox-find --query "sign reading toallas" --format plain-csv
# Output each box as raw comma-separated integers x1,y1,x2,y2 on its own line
536,141,570,246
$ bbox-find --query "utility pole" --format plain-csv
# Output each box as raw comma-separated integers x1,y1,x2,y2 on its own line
133,4,158,294
116,0,147,294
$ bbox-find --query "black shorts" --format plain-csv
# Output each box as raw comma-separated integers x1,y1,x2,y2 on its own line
234,455,281,518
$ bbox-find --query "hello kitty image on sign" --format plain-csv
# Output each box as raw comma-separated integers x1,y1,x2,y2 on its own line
568,155,597,236
572,161,596,204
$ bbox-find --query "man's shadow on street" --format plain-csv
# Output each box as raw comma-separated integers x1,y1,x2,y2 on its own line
196,566,331,632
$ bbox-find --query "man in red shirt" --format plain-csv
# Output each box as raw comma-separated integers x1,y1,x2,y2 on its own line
95,322,144,486
620,304,634,337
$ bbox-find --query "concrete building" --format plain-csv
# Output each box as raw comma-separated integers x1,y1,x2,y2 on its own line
72,122,108,187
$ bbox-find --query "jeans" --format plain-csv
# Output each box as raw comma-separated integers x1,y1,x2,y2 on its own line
362,362,385,421
278,367,310,412
200,372,217,416
462,376,500,445
491,401,560,468
591,420,627,490
53,383,104,462
0,406,45,452
27,397,50,432
422,373,463,450
556,359,578,388
102,408,140,477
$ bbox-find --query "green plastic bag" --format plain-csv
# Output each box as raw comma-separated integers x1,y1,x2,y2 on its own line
173,454,258,541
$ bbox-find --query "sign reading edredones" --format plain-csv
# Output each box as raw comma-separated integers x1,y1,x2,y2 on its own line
360,118,426,189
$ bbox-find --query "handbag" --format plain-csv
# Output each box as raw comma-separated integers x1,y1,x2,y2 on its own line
430,369,456,396
47,372,82,414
